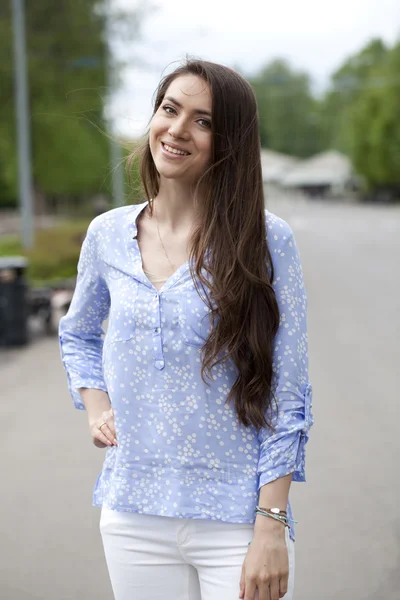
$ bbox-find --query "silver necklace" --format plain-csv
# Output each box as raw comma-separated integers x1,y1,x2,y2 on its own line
142,199,175,283
153,199,176,271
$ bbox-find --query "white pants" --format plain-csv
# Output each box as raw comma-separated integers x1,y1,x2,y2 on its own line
100,507,295,600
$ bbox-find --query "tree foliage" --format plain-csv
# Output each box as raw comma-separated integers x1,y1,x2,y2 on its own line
319,39,388,155
2,5,399,206
0,4,18,205
320,38,400,194
251,39,400,197
347,42,400,193
0,0,144,208
249,59,324,158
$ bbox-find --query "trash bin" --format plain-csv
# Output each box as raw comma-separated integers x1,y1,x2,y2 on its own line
0,256,29,347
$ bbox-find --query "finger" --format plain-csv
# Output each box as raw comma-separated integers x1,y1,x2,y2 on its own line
279,576,288,597
256,582,270,600
101,411,117,441
99,423,117,445
93,437,107,448
107,422,118,444
94,427,113,447
244,579,257,600
270,578,280,600
239,566,245,599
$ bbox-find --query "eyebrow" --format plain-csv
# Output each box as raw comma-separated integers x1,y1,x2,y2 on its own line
164,96,212,117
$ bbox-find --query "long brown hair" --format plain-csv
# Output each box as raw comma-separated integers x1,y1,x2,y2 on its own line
128,59,280,431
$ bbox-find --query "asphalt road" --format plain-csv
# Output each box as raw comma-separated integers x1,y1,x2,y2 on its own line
1,196,399,600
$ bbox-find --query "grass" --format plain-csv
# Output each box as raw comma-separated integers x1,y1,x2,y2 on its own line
0,220,91,287
0,235,21,255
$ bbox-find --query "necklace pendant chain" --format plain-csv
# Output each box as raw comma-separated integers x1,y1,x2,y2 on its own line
152,199,176,271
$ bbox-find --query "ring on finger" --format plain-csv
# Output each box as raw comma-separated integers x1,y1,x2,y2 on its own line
98,421,107,431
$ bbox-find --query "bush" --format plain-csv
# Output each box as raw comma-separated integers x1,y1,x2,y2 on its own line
0,220,90,286
0,235,21,255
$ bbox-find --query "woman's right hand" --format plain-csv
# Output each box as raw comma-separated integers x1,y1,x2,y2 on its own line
89,408,118,448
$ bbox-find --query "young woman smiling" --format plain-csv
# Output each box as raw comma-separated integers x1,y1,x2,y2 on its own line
59,59,313,600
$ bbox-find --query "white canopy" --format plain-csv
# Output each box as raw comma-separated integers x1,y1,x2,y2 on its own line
260,149,299,183
281,150,353,188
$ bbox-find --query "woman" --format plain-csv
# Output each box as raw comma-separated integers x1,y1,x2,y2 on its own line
59,59,313,600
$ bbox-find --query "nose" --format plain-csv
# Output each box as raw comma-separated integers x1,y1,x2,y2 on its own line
168,117,190,140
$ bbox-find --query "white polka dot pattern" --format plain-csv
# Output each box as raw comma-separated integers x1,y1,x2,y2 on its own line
59,202,313,542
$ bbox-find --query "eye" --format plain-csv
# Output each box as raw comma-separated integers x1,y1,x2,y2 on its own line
162,104,177,115
197,118,211,129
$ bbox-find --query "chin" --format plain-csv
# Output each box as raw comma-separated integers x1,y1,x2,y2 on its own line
155,164,184,180
159,172,184,181
153,158,190,181
152,154,204,184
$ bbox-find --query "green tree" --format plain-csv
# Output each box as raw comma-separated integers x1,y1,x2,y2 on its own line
347,42,400,194
319,39,388,154
0,4,18,207
0,1,145,209
250,59,324,157
320,38,400,196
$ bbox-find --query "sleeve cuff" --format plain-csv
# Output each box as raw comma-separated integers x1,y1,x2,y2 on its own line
66,370,108,410
258,383,313,488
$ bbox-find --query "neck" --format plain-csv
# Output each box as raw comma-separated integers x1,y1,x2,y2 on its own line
152,178,199,233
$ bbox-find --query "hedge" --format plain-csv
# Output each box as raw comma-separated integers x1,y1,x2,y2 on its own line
0,220,90,286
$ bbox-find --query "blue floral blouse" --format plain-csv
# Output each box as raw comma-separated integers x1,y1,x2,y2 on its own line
59,201,313,542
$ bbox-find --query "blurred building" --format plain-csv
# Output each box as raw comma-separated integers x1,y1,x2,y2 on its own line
261,149,360,199
260,149,299,185
280,150,359,198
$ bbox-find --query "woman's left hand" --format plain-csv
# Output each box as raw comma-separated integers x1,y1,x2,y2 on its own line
239,521,289,600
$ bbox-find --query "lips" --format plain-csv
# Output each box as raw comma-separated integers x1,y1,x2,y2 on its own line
161,142,190,156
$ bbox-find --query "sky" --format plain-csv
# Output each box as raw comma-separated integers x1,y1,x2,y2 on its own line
110,0,400,138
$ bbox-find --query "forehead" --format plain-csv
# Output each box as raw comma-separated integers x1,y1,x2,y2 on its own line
164,74,211,110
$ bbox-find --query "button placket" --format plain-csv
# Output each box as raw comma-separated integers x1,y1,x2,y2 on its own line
152,293,165,370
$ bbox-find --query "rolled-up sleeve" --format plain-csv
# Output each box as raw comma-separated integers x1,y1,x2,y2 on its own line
257,225,314,488
59,220,110,410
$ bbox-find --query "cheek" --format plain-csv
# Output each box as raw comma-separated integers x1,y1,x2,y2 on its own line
149,133,157,157
149,117,163,147
149,132,163,163
199,137,212,165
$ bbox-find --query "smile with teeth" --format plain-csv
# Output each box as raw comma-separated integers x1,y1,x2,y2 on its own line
162,142,190,156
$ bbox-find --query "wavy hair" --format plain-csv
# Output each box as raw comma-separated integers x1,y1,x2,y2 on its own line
127,59,280,430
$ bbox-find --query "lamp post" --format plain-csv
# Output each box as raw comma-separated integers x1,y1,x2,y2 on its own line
106,0,125,207
11,0,34,248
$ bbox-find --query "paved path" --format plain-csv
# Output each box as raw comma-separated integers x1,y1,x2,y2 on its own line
1,197,399,599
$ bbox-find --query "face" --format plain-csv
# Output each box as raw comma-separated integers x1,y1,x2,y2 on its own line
149,74,213,185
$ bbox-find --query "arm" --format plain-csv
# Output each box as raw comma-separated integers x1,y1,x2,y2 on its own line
240,226,313,600
59,222,117,447
241,475,294,600
257,227,313,492
59,219,110,411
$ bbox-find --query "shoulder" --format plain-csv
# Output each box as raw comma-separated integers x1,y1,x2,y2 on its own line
264,209,295,251
86,203,146,238
264,210,305,285
90,204,142,231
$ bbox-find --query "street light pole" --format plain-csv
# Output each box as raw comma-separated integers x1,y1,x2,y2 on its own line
106,1,125,207
11,0,34,248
